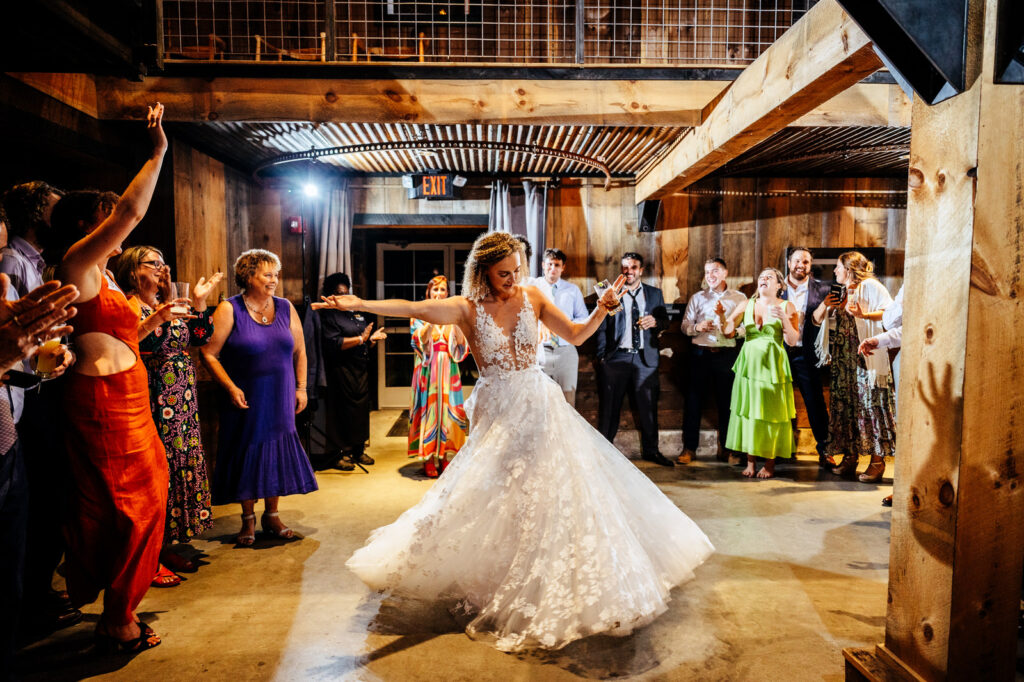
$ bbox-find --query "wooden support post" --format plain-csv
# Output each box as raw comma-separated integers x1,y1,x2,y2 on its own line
843,0,1024,678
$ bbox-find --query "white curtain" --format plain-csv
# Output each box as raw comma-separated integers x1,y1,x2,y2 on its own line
488,180,547,277
316,178,352,295
488,179,514,234
523,180,547,277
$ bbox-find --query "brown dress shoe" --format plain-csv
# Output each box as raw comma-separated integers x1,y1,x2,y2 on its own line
676,450,694,465
831,454,858,478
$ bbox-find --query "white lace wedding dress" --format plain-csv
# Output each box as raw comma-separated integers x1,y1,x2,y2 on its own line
346,290,714,652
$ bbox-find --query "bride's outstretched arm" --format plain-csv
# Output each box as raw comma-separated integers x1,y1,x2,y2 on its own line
534,275,625,345
312,294,470,327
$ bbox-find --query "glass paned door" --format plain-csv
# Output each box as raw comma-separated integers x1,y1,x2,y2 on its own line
376,243,477,408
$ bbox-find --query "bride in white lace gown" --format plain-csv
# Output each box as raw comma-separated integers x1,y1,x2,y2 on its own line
313,233,713,652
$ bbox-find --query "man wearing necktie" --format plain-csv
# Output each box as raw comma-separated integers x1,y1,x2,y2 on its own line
528,248,589,406
595,252,672,467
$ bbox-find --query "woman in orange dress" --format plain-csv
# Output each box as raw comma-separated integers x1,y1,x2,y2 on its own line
408,275,470,478
50,105,175,653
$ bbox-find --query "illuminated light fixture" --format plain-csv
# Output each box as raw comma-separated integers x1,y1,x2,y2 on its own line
302,183,319,198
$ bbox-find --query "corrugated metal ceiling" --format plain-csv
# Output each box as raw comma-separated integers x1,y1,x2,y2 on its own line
169,121,911,181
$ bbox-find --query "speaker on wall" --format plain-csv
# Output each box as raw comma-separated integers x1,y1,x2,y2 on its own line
637,200,661,233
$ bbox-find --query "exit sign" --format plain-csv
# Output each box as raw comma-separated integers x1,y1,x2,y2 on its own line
412,173,454,199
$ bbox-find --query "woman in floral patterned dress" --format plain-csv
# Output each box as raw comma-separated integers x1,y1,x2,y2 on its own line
114,246,224,583
812,251,896,482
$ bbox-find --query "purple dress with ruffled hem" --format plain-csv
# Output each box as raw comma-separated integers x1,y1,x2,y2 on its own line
212,295,318,504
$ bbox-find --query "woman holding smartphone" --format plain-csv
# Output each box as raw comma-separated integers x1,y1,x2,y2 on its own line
812,251,895,482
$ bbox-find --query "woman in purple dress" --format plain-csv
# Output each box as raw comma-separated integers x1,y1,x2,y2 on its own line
200,249,317,546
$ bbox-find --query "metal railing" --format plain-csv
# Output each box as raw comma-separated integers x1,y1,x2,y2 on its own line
161,0,816,66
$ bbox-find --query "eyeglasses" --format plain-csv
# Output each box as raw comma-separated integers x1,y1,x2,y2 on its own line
140,260,167,269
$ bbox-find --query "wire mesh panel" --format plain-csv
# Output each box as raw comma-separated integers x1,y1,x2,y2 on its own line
162,0,817,65
163,0,327,60
583,0,817,64
338,0,576,63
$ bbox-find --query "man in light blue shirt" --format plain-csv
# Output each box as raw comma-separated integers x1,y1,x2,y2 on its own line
528,248,588,406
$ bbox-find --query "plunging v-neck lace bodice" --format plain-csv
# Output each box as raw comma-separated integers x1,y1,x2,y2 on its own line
472,289,539,378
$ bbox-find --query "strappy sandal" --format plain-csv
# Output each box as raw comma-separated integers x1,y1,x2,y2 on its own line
151,564,181,588
94,624,162,654
260,511,294,539
237,513,256,546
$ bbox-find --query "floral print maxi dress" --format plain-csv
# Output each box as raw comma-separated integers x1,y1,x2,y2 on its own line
139,304,215,544
825,309,897,459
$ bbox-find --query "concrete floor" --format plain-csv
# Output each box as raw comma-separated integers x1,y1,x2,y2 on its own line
17,410,894,681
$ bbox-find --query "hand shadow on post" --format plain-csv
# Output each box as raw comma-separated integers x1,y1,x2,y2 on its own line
906,360,962,564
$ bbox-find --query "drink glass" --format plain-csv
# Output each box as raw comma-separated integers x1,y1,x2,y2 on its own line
594,280,623,315
34,338,63,379
171,281,190,314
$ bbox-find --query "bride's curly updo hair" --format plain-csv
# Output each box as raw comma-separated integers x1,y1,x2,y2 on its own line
461,232,526,302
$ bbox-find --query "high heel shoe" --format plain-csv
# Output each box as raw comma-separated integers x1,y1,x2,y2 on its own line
858,459,886,483
261,511,294,539
831,454,858,478
236,513,256,546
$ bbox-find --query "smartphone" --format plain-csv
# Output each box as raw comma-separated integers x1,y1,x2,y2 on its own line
828,282,847,302
4,369,42,389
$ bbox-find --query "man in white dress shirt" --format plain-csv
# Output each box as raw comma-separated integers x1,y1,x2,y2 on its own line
529,248,589,406
679,258,747,464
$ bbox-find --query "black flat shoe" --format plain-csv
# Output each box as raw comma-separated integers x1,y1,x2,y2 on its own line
645,452,675,467
332,457,355,471
354,452,375,465
94,626,161,654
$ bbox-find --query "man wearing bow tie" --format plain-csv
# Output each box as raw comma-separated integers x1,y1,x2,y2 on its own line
595,252,672,467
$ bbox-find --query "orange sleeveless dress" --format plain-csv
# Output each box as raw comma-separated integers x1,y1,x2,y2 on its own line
63,275,168,626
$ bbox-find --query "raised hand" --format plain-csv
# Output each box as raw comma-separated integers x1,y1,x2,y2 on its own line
369,328,387,343
769,304,785,320
823,292,843,309
147,103,168,155
598,275,627,312
192,271,225,312
846,300,864,318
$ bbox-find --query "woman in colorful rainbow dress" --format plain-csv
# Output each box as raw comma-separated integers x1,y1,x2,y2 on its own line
408,275,470,478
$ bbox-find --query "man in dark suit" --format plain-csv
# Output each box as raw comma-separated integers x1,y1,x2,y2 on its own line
595,252,672,466
782,247,831,464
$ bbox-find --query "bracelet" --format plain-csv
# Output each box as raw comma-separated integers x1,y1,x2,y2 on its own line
296,386,307,391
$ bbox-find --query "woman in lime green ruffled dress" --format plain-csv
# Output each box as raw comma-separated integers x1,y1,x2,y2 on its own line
716,268,801,479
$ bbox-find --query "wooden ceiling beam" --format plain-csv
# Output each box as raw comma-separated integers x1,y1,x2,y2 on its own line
97,77,725,127
7,71,907,130
634,0,884,202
